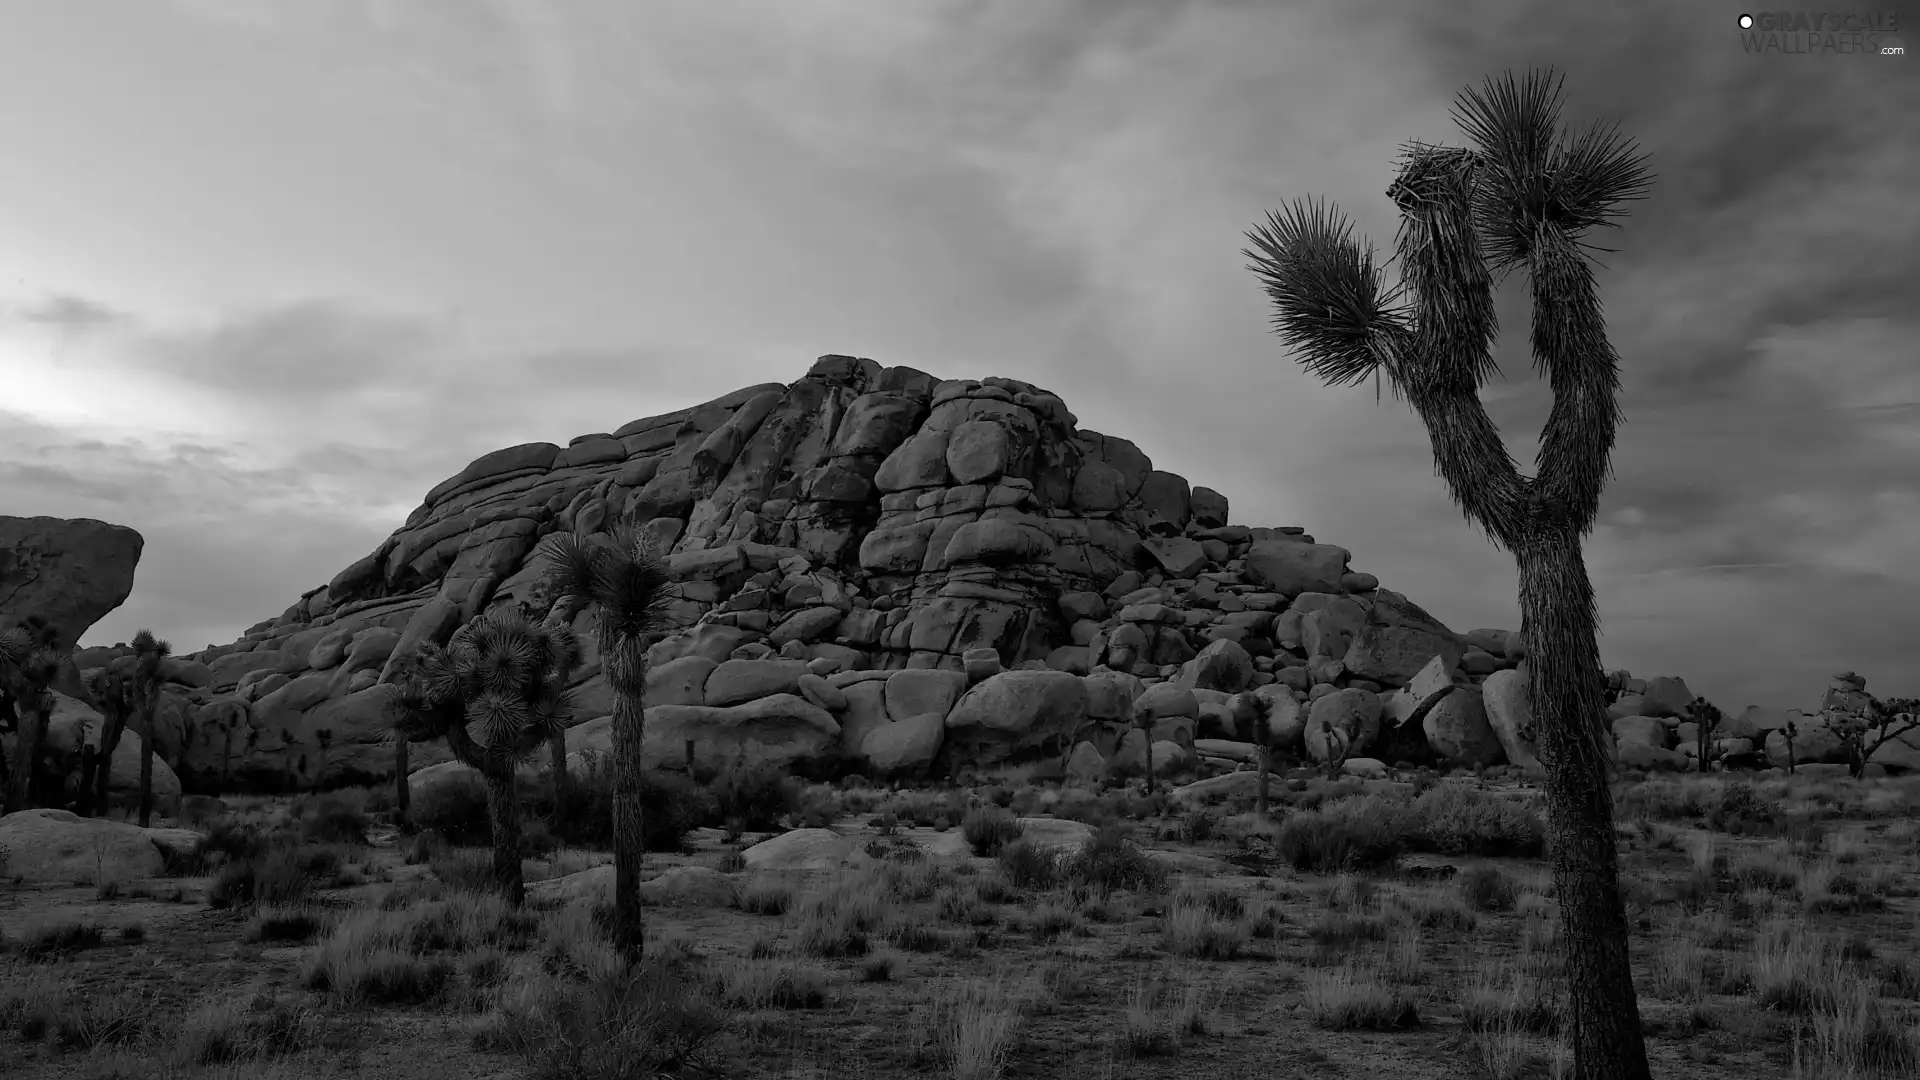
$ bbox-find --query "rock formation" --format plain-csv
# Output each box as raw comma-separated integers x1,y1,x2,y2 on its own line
61,356,1905,794
0,516,180,799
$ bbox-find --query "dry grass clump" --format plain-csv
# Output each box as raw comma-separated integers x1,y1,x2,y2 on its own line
923,975,1026,1080
711,956,834,1009
174,996,319,1064
1748,919,1845,1013
1302,962,1421,1030
9,917,107,959
473,961,730,1078
1458,955,1563,1036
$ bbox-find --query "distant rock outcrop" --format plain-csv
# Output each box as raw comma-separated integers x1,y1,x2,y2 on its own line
70,356,1849,792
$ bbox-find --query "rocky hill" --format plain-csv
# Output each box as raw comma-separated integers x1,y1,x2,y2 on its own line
32,356,1920,794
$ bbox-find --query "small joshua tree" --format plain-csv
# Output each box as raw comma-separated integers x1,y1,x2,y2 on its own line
1686,697,1723,773
81,662,140,816
1831,694,1920,781
383,606,581,907
0,616,62,814
130,630,172,827
536,526,674,965
1240,693,1277,819
313,728,333,794
1781,720,1798,775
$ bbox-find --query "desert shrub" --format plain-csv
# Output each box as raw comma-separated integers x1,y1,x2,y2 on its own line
245,905,328,944
704,762,799,832
996,839,1061,890
297,796,370,845
411,772,496,846
431,850,497,893
1063,825,1168,897
1275,796,1404,872
12,919,106,959
209,844,331,909
1404,784,1545,858
1710,780,1781,830
791,785,843,829
165,817,270,875
644,770,716,851
405,829,448,865
1457,866,1520,913
483,963,728,1077
962,806,1024,856
888,789,972,829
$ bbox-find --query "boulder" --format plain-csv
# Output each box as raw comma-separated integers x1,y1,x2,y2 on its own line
942,670,1088,766
1305,688,1382,763
1241,541,1349,597
1421,686,1504,767
644,694,841,774
1611,715,1671,749
0,516,143,654
742,828,871,871
1638,676,1694,720
704,658,807,707
862,713,946,775
884,668,969,723
0,809,195,883
1481,667,1542,774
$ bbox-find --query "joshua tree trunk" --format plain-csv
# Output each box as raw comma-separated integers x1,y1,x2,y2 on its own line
1518,528,1647,1074
548,726,569,827
138,716,156,827
77,746,99,816
483,765,525,907
4,702,44,814
395,736,411,825
1245,69,1656,1080
94,713,125,818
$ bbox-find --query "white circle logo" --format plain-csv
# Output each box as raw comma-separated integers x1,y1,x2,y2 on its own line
1739,14,1754,28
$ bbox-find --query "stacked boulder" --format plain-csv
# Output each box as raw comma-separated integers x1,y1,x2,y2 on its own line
70,356,1816,792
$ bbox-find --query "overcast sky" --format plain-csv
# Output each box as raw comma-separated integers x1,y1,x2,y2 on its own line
1,0,1915,713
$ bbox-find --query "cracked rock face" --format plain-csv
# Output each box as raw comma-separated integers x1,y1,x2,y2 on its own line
109,356,1558,791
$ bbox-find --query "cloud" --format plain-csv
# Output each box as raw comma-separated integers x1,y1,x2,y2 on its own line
11,293,129,335
7,0,1916,711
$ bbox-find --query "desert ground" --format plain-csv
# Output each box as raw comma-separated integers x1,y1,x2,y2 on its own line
2,767,1917,1080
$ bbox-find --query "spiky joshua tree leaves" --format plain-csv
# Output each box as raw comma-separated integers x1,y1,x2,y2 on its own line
383,606,581,907
1,616,63,814
535,525,674,966
1245,69,1655,1080
130,630,172,828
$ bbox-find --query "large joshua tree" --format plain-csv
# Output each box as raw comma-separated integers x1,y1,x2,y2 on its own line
1244,69,1655,1079
0,616,63,814
383,605,581,907
130,630,172,827
535,525,673,965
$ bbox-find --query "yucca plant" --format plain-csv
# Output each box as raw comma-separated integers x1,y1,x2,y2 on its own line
381,605,582,907
1245,68,1655,1079
129,630,172,827
1,615,63,814
535,525,674,965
